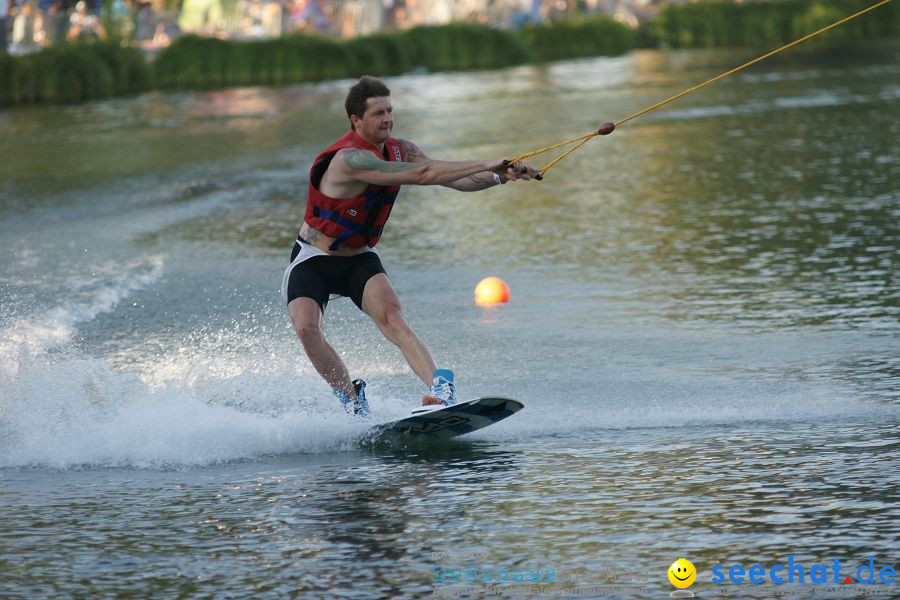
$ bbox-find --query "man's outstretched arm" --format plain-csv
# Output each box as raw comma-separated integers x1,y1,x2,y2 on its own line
401,139,540,192
332,147,502,188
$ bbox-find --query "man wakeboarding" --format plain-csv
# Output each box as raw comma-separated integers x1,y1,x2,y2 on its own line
282,76,538,416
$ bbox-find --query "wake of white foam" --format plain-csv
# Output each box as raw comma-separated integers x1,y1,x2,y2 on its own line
2,345,893,469
0,356,370,469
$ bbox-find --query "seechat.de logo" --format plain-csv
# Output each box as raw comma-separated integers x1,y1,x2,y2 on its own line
711,555,896,585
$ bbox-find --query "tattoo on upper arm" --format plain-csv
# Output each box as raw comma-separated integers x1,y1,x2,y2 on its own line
344,149,423,173
402,140,429,161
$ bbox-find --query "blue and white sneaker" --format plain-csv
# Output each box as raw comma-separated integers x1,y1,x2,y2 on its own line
426,369,457,406
333,379,370,417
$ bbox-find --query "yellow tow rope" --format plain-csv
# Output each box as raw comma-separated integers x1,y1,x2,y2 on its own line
508,0,893,179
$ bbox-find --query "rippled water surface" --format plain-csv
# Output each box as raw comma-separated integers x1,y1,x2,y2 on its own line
1,42,898,598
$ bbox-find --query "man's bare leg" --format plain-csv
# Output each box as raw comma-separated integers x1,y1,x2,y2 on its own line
288,297,356,399
361,273,439,391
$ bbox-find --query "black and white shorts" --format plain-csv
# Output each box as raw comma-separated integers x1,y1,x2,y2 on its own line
281,237,386,312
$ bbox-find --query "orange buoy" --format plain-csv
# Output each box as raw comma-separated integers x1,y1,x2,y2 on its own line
474,276,510,305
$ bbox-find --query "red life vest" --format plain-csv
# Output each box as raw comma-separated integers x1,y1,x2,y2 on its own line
304,129,405,250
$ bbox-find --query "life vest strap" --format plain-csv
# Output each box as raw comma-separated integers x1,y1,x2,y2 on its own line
312,207,385,251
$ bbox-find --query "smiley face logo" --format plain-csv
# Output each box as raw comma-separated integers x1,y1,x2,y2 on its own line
668,558,696,589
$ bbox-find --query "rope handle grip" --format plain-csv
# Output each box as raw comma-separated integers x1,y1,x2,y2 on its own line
501,159,545,181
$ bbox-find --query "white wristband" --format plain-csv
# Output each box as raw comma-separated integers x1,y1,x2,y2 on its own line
493,172,505,185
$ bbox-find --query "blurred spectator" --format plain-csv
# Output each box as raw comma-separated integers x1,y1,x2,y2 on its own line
37,0,66,45
67,0,105,40
237,0,260,36
1,0,8,53
108,0,132,37
338,0,382,37
383,0,404,29
133,0,153,42
293,0,329,33
236,0,281,38
178,0,223,36
261,0,280,36
140,18,178,55
149,20,167,43
11,0,45,54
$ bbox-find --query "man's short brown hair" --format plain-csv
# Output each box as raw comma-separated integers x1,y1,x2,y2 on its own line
345,76,390,129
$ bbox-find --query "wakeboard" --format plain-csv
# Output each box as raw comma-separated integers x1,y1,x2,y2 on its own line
370,396,523,440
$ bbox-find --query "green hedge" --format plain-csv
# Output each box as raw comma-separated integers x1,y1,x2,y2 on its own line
343,32,413,76
154,25,531,90
650,0,899,48
515,15,635,61
398,23,531,71
0,42,150,105
153,34,360,89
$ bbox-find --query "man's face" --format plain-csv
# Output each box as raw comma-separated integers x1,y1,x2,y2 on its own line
354,97,393,145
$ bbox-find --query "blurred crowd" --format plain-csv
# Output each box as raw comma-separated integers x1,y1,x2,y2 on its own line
3,0,102,54
0,0,665,55
0,0,176,54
